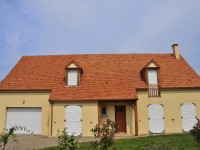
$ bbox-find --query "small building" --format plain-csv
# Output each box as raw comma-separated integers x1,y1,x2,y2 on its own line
0,44,200,136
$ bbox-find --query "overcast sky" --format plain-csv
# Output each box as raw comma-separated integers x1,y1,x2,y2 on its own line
0,0,200,81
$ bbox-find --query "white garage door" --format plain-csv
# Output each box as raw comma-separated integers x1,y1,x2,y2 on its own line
148,104,164,133
6,108,42,134
181,103,197,132
65,105,82,136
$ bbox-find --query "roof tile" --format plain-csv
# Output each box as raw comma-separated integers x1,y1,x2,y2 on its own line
0,54,200,100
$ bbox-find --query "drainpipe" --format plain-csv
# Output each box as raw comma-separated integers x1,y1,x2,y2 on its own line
50,101,53,136
134,100,138,136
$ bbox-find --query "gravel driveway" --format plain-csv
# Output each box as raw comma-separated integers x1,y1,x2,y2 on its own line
3,134,147,150
3,135,95,150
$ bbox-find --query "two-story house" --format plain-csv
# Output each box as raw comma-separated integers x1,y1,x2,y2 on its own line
0,44,200,136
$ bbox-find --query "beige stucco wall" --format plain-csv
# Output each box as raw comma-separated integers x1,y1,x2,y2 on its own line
137,89,200,135
52,101,98,136
100,102,135,135
1,88,199,137
0,91,51,136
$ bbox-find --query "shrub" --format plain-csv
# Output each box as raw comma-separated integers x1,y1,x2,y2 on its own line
90,119,119,150
0,125,30,150
190,119,200,144
57,128,80,150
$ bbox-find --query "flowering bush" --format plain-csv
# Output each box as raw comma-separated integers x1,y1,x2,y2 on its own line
57,128,80,150
90,119,119,150
190,119,200,144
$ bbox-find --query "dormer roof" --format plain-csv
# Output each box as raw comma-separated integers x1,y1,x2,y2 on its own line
65,60,82,69
143,59,160,69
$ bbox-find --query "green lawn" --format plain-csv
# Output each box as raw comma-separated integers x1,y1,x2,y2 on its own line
41,134,200,150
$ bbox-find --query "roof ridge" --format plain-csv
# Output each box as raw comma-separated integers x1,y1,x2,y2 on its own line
22,53,172,57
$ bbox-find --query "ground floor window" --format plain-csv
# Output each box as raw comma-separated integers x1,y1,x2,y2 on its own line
181,103,197,132
148,104,164,133
65,105,82,136
101,106,107,115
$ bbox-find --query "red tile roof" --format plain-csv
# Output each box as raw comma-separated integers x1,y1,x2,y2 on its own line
0,54,200,101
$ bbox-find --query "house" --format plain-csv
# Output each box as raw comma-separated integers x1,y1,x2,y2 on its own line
0,44,200,136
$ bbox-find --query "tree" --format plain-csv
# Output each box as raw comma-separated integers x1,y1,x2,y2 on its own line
0,125,30,150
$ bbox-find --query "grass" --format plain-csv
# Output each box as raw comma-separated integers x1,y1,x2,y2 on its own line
41,134,200,150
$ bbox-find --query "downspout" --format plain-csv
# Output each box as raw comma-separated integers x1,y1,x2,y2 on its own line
98,101,101,128
134,100,138,136
50,101,53,136
98,101,101,136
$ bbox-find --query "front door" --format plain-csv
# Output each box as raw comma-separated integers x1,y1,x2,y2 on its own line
115,106,126,132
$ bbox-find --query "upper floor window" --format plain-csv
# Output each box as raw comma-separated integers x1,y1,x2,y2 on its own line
65,60,83,87
148,69,158,84
68,69,78,86
141,59,160,97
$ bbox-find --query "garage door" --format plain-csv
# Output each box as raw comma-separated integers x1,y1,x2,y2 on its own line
65,105,82,136
181,103,197,132
6,108,42,134
148,104,164,133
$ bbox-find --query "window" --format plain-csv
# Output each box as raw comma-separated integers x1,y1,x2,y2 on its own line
141,60,160,97
147,69,160,97
101,107,107,115
68,70,78,86
65,61,83,86
148,69,158,84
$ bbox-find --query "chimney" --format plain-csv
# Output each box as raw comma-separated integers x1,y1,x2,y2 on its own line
172,44,180,59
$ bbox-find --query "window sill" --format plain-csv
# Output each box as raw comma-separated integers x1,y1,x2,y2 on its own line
65,85,79,87
100,114,108,118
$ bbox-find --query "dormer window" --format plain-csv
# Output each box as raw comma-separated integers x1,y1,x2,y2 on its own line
65,60,83,87
141,59,160,97
148,69,158,84
68,69,78,86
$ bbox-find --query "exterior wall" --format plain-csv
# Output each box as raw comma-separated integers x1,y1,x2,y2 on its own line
52,101,98,136
137,89,200,135
100,102,135,135
0,91,51,136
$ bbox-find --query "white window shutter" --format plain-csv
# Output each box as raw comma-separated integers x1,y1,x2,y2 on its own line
181,103,197,132
68,70,78,86
148,70,158,84
148,104,164,133
65,105,82,136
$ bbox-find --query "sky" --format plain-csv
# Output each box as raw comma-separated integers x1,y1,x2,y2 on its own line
0,0,200,81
